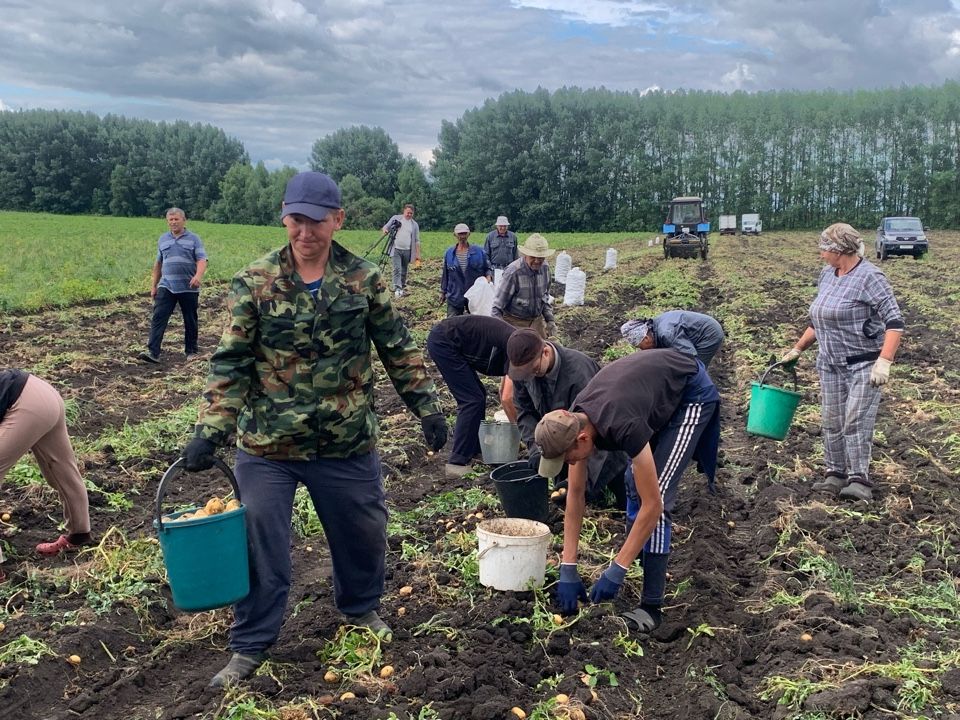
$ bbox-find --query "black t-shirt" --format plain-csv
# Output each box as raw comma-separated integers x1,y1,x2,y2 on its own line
432,315,516,376
0,369,29,423
572,349,697,457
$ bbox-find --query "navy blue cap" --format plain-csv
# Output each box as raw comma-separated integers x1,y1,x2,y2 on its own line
281,172,342,221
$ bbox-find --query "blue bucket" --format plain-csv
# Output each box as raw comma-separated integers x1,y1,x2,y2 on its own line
153,458,250,612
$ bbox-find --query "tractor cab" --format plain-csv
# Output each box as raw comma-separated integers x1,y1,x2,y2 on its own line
662,196,709,260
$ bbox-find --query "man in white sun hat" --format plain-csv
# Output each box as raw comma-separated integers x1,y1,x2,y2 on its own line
492,233,556,338
484,215,518,270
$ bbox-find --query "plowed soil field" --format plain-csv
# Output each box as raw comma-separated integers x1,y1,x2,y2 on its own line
1,232,959,720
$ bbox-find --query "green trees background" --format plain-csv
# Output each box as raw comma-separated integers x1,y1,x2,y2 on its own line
2,83,960,230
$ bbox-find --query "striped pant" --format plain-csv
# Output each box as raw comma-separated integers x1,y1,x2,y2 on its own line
625,400,718,605
818,362,882,485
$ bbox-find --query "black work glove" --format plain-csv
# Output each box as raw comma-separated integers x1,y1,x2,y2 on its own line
527,449,542,472
182,437,217,472
421,413,448,452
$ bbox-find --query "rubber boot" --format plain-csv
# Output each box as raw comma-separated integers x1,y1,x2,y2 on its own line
812,472,847,495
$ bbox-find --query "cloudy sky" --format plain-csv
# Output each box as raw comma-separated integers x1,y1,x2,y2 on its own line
3,0,960,169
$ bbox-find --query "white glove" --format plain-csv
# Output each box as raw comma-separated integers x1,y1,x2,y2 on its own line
870,358,892,387
780,348,801,366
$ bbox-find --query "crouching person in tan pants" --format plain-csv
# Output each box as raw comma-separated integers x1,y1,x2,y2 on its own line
0,370,94,580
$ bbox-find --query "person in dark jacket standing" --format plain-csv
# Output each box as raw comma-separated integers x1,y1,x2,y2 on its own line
506,329,628,507
0,370,94,580
441,223,493,317
426,316,516,478
484,215,518,271
534,349,720,634
180,172,447,688
620,310,725,368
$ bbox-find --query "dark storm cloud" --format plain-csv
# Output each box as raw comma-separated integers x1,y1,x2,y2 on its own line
1,0,958,167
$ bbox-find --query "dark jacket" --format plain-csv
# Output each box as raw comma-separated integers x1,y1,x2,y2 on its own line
513,343,629,499
484,230,518,268
428,316,516,376
441,244,493,311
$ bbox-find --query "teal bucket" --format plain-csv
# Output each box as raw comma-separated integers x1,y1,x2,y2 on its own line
153,458,250,612
746,363,802,441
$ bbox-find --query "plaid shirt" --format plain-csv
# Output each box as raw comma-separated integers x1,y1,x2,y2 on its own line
809,259,904,368
491,258,554,322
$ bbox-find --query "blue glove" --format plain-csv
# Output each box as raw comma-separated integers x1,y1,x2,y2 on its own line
589,561,628,603
421,413,448,451
556,563,587,615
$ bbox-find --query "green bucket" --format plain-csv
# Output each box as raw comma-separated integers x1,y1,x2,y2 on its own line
153,458,250,612
746,363,803,441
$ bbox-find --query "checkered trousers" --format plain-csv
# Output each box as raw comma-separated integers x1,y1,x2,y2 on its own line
818,362,882,484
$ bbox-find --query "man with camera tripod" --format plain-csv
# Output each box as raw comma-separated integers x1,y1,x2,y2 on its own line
381,204,421,298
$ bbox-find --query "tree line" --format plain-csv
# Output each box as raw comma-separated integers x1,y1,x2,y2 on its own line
2,82,960,230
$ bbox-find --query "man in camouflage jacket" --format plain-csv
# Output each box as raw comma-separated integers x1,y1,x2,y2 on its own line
182,172,448,688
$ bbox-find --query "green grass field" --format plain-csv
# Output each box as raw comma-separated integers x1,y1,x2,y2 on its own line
0,211,652,312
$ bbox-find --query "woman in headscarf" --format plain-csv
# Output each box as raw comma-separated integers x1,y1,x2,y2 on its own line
780,223,904,503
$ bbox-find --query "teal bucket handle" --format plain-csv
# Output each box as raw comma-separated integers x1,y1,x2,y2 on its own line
758,356,799,391
155,457,240,533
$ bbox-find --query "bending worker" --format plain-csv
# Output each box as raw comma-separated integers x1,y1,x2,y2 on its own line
620,310,724,368
427,315,516,479
506,329,627,507
534,348,720,633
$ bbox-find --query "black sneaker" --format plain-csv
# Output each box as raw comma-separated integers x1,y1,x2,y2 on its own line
138,351,160,364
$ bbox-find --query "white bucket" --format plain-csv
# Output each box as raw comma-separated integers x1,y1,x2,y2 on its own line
476,518,551,591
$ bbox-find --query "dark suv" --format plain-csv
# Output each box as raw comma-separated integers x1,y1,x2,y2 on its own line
876,217,928,260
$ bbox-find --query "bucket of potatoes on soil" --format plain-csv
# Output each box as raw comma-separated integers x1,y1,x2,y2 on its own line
476,517,552,591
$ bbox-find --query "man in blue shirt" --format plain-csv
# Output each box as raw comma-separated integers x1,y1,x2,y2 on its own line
139,208,208,363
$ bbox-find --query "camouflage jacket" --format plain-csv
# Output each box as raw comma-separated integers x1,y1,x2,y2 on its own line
196,241,440,460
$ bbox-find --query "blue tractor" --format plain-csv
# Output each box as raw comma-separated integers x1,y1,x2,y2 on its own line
662,196,709,260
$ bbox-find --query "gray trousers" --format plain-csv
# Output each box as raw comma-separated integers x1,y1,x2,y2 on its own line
819,362,882,485
391,249,411,290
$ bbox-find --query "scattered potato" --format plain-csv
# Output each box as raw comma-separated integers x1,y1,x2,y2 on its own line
324,670,339,683
550,491,562,500
305,546,314,553
0,512,10,522
379,665,394,679
474,512,484,519
510,708,526,719
0,621,6,633
554,693,569,704
552,614,564,626
398,586,414,597
427,451,435,457
799,632,814,643
339,692,355,701
566,708,586,720
397,607,406,617
726,520,736,529
67,654,82,666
